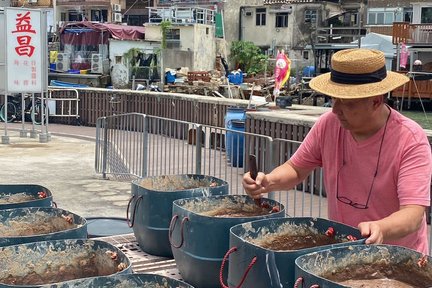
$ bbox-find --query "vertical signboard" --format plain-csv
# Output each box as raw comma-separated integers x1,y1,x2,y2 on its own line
6,8,43,93
0,12,5,93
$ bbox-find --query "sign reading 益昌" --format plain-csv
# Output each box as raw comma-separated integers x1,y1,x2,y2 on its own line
6,8,42,93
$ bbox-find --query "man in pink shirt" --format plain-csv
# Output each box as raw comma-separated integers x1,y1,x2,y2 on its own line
243,49,432,254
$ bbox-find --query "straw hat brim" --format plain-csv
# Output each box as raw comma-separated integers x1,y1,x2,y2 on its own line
309,71,409,99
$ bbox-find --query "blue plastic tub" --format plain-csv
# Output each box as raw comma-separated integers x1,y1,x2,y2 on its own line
171,195,285,288
228,72,243,85
0,207,87,247
0,239,132,287
129,174,229,257
224,107,246,160
41,273,195,287
227,217,364,288
295,244,432,287
227,120,245,167
0,184,53,210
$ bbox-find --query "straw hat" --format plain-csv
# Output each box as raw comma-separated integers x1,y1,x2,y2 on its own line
309,48,409,99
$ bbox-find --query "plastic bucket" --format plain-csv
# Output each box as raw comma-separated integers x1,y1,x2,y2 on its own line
41,273,195,288
295,244,432,287
129,174,229,257
224,107,246,160
0,207,87,247
0,239,132,287
0,184,53,210
170,195,285,288
227,120,245,167
227,217,363,288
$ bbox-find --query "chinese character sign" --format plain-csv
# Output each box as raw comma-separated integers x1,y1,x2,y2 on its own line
6,8,43,93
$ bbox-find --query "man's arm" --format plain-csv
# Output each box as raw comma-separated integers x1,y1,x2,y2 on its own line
358,204,426,244
243,160,313,198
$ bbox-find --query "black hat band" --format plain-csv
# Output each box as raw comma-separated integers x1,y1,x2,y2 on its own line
330,66,387,84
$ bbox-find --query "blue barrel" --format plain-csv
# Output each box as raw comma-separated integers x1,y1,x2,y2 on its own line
224,107,246,161
227,120,245,167
0,184,53,210
129,174,229,258
302,65,315,77
41,273,195,288
0,239,132,287
170,195,285,288
0,207,87,247
228,217,364,288
295,244,432,287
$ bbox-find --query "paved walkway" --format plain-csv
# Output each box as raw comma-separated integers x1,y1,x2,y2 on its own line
0,122,131,218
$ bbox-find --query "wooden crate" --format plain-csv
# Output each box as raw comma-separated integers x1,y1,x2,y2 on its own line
187,71,210,84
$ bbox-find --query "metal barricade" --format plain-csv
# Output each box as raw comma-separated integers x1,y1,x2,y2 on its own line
47,88,80,121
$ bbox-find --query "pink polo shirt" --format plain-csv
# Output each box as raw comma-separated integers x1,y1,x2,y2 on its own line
290,108,431,254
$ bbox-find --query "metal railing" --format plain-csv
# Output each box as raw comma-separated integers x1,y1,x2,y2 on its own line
95,113,431,253
148,7,215,25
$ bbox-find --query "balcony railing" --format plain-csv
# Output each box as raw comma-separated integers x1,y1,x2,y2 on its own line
393,22,432,45
148,7,215,25
56,0,110,5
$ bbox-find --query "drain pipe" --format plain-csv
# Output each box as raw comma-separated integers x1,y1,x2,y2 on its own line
239,6,244,40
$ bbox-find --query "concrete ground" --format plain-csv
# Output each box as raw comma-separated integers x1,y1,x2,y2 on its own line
0,122,131,218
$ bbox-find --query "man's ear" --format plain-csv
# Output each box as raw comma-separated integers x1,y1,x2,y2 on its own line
372,95,385,108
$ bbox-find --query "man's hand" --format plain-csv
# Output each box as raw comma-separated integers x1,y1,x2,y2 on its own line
358,221,384,244
242,171,268,199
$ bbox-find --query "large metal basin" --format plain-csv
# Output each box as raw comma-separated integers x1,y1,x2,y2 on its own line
0,184,53,210
0,239,132,287
171,194,285,288
129,174,229,257
0,207,87,247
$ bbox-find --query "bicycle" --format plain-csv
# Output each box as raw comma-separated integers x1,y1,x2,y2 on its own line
0,93,47,125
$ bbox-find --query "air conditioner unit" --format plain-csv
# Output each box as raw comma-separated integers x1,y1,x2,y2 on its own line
91,53,103,74
112,3,121,12
56,53,70,72
28,0,38,3
112,12,122,23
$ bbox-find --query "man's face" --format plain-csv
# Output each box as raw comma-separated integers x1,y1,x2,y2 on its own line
331,97,377,131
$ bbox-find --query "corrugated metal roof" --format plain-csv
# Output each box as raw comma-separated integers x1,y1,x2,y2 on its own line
263,0,315,4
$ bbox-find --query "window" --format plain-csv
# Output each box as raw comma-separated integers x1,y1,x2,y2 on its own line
166,28,180,48
304,10,317,24
367,8,397,25
421,7,432,23
403,8,413,22
275,12,288,28
68,10,85,21
91,10,107,22
303,51,309,60
256,8,266,26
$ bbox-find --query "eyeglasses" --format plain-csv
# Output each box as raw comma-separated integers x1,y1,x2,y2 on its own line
336,109,391,209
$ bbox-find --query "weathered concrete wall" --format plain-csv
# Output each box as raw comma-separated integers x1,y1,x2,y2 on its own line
193,25,216,71
162,50,193,70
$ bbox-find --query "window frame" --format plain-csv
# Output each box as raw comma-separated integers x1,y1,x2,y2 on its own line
275,12,289,28
304,10,317,24
256,8,266,26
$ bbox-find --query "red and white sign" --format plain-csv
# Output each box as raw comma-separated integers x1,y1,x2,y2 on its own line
6,8,43,93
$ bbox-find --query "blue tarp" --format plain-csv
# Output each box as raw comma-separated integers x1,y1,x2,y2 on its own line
50,80,89,88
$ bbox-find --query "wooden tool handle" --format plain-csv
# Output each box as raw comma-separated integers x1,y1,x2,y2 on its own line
249,154,258,180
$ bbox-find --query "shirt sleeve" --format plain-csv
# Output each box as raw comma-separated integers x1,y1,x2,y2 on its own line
290,113,327,169
397,130,431,206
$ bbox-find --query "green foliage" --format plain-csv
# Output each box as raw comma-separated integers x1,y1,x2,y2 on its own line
229,41,269,75
123,47,142,76
160,21,172,49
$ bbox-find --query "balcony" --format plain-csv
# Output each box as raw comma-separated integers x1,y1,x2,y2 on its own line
393,22,432,45
148,7,215,25
56,0,110,6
